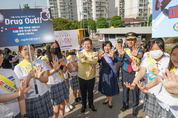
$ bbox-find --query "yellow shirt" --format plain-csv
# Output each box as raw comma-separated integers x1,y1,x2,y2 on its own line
78,49,98,80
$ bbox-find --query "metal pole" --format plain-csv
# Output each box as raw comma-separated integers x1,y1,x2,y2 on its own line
28,44,38,94
147,8,150,26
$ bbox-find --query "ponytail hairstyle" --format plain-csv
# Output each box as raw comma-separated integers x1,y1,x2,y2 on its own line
46,40,62,68
168,45,178,70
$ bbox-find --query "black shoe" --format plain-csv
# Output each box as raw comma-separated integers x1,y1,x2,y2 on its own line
78,97,82,102
132,109,138,116
81,106,86,113
89,105,97,112
102,101,108,105
75,98,79,103
108,104,113,109
120,106,129,112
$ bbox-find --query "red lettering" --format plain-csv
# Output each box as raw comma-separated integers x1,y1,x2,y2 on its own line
0,81,5,86
8,27,19,30
169,7,176,18
177,6,178,17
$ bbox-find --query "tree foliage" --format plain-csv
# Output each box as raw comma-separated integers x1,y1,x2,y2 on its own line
71,20,81,29
81,19,88,28
109,15,123,28
88,19,96,30
96,17,107,28
53,18,73,31
23,4,30,9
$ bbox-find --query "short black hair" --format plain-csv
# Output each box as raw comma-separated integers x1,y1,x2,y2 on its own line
37,49,42,53
102,41,113,49
4,48,11,54
83,38,92,45
149,38,165,51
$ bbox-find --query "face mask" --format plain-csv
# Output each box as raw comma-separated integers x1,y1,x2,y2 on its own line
50,48,59,54
69,52,75,55
150,50,163,59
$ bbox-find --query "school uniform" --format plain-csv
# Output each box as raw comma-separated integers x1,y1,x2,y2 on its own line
117,47,144,110
67,55,80,90
40,56,69,106
0,68,21,118
14,59,53,118
142,52,171,117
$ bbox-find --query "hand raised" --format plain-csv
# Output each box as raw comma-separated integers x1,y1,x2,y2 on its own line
159,69,178,94
137,81,150,94
18,78,33,97
131,46,139,57
131,60,140,72
124,82,136,90
51,57,61,71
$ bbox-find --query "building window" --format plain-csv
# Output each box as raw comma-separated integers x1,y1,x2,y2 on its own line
110,34,115,39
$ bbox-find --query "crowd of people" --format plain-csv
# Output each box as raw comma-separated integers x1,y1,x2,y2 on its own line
0,32,178,118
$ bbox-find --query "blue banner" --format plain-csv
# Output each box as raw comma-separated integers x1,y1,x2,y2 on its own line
152,0,178,38
0,8,55,47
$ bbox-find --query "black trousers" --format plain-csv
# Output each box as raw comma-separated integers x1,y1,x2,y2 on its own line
115,61,123,86
122,70,139,110
79,77,95,106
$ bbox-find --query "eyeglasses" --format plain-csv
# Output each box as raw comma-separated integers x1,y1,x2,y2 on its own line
127,39,135,41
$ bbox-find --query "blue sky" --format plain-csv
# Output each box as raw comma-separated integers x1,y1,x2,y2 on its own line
0,0,48,9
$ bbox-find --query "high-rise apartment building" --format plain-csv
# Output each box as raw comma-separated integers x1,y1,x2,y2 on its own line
47,0,152,21
124,0,151,20
47,0,109,21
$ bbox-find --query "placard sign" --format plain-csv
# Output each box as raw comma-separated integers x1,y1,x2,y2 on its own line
152,0,178,38
54,30,80,51
0,8,55,47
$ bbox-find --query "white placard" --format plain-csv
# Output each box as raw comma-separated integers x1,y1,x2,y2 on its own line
54,30,80,51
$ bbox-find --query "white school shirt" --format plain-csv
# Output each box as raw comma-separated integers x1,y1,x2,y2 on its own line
66,55,78,76
47,56,65,85
0,68,21,117
141,52,170,95
155,68,178,118
14,59,49,99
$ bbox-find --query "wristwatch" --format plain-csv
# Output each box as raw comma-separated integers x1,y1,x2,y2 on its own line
21,114,27,118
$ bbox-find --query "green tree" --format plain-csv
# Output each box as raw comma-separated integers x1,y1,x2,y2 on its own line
23,4,30,9
142,14,152,26
88,19,96,30
96,17,107,28
53,18,73,31
109,15,123,28
71,20,80,29
81,19,88,28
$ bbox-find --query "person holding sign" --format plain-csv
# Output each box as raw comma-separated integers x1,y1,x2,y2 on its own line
41,41,68,118
14,45,53,118
125,38,170,118
98,41,119,109
117,32,144,116
78,38,98,113
0,52,32,118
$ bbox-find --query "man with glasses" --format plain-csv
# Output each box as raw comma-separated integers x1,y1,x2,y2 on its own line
78,38,98,113
117,32,144,116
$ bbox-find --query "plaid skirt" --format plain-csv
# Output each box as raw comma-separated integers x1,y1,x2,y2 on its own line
144,94,159,118
48,81,69,105
70,75,80,90
25,91,53,118
158,105,176,118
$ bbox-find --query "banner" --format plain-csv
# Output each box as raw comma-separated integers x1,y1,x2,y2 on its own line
0,8,55,47
54,30,80,51
152,0,178,38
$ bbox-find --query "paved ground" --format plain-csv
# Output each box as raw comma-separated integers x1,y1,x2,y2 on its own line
63,66,146,118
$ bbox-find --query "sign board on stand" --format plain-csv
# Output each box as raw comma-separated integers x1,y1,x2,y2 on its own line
54,30,80,51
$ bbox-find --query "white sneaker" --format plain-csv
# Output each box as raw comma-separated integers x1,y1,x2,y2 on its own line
65,104,70,112
67,103,73,109
145,116,149,118
139,100,144,104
